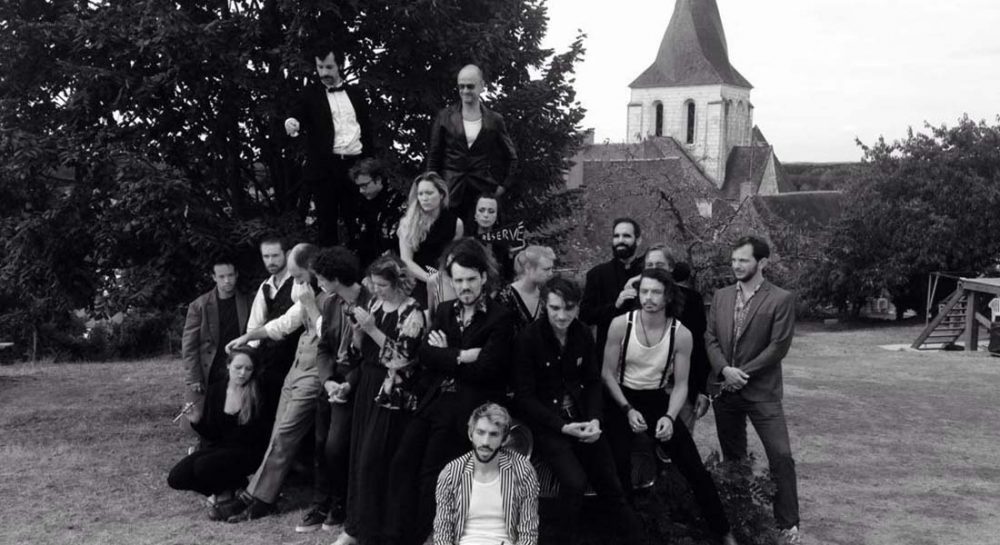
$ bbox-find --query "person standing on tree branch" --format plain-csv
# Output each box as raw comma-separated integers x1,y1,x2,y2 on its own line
284,43,374,246
427,64,518,221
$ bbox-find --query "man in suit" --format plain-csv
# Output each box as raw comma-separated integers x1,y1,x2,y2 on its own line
385,241,514,545
427,64,518,221
705,235,801,544
580,218,644,358
285,44,375,246
181,256,251,402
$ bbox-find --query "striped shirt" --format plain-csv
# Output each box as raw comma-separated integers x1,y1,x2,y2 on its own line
434,449,540,545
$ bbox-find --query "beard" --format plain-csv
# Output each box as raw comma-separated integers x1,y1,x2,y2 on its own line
612,243,636,260
733,262,758,282
473,445,500,463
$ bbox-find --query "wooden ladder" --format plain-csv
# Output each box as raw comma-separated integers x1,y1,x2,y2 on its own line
911,290,968,350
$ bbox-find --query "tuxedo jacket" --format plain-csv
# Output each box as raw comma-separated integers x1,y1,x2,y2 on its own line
704,281,796,402
426,103,518,194
181,288,251,387
289,84,374,179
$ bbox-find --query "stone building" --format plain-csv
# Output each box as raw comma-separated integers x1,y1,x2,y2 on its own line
566,0,841,275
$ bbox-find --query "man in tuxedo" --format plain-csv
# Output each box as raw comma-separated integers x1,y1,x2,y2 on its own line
427,64,518,220
285,44,375,246
181,256,251,401
705,235,801,544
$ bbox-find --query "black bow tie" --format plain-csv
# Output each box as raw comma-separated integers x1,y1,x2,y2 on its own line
326,85,346,93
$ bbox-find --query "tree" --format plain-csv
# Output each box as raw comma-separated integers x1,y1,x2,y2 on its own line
0,0,585,357
804,116,1000,318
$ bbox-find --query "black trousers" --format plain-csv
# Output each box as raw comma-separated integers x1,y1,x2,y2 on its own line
606,387,731,537
534,429,643,544
309,155,360,247
168,446,263,497
384,392,473,545
311,395,353,508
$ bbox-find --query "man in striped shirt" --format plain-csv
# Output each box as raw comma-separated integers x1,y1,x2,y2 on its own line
433,403,539,545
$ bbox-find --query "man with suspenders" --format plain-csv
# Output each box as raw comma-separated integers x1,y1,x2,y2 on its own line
602,268,737,545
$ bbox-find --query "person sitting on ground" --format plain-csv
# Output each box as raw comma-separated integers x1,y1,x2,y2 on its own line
168,348,270,518
493,245,555,335
398,172,464,308
433,403,539,545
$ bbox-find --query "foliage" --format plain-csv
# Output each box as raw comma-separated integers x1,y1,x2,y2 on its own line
803,116,1000,317
0,0,585,358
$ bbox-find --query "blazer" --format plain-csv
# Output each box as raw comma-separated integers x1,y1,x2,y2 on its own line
289,84,374,179
704,281,796,402
426,103,518,193
512,319,603,434
418,297,514,412
181,288,251,387
580,258,643,356
433,449,539,545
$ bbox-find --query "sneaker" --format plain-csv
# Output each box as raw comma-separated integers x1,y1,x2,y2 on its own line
779,526,801,544
226,491,276,523
322,504,346,531
295,505,327,533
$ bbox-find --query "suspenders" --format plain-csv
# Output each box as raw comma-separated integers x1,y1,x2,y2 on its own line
618,311,678,389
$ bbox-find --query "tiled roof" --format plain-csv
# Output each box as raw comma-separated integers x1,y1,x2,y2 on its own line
752,191,844,229
630,0,752,89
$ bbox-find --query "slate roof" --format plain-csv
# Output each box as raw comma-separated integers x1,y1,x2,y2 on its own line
752,191,844,229
579,137,716,194
631,0,752,89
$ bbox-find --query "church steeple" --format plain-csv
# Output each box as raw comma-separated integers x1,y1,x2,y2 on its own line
630,0,751,89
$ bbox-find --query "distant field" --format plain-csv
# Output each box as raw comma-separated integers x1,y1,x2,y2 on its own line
1,321,998,545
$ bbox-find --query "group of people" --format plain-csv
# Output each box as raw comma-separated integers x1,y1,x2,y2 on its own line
168,44,803,545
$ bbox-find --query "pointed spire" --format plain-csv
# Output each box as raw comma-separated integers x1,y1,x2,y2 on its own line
630,0,752,89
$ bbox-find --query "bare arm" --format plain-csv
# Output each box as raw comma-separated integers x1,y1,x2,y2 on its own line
399,231,432,283
600,315,630,412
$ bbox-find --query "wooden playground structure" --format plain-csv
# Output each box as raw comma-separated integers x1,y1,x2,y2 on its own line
912,273,1000,351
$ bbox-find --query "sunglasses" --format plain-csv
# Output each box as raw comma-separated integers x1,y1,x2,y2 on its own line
457,83,477,90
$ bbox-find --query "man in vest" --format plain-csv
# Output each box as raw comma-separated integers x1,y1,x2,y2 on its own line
247,234,305,416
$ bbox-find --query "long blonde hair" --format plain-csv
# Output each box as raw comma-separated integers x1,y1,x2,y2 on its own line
228,349,261,426
398,172,450,250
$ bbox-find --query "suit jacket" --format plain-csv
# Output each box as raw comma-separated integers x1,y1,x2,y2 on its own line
580,258,643,357
512,319,603,434
705,281,796,402
418,297,514,412
290,84,374,179
426,103,518,197
181,288,251,387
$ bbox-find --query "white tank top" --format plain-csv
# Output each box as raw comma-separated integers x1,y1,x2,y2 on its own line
459,475,511,545
622,312,675,391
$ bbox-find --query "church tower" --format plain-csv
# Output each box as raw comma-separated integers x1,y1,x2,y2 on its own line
626,0,753,187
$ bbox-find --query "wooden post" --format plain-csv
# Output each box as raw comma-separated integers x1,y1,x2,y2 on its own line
965,290,979,351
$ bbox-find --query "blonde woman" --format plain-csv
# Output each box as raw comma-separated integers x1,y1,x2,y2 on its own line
397,172,464,307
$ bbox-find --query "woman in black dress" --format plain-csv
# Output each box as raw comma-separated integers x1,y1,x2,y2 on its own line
337,255,426,545
397,172,464,308
168,348,270,518
494,245,556,334
464,194,517,282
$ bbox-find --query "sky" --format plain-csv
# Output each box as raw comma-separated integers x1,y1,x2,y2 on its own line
540,0,1000,162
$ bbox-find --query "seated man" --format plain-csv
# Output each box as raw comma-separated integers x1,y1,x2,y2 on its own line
433,403,538,545
512,277,642,545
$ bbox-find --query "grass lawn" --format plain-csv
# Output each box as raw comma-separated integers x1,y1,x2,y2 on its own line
2,320,999,545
